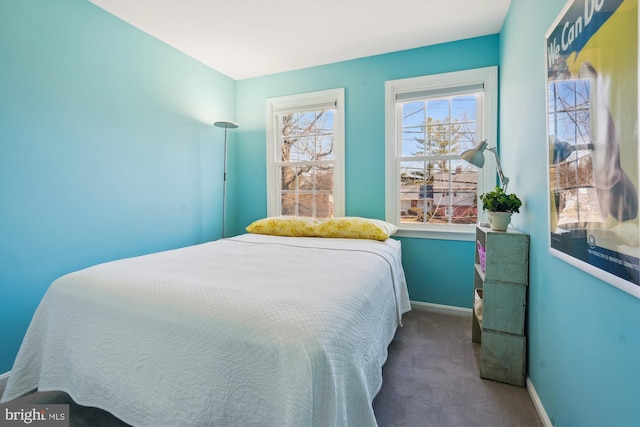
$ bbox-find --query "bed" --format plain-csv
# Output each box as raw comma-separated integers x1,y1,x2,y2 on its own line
1,232,411,426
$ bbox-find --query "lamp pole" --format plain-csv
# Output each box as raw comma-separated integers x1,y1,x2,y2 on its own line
213,121,238,238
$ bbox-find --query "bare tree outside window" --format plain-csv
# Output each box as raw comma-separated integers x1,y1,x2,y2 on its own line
278,110,335,218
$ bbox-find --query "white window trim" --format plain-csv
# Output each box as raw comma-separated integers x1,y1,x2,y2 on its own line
266,88,345,218
384,66,498,241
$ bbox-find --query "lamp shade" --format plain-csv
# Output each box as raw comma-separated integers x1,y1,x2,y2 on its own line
460,140,488,168
459,139,510,191
213,121,239,129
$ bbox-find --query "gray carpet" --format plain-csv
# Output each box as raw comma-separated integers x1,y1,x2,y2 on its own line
1,309,542,426
372,309,542,427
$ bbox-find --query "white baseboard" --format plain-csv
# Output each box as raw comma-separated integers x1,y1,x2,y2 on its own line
0,371,9,382
526,377,552,427
410,300,472,316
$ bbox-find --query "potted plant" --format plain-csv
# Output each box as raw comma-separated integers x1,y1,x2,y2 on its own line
479,186,522,231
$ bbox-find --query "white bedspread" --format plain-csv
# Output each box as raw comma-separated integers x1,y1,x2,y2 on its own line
2,234,411,426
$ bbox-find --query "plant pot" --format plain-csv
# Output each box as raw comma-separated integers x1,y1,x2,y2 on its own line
488,211,512,231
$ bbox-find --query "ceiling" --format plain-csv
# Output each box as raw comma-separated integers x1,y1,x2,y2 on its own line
89,0,512,80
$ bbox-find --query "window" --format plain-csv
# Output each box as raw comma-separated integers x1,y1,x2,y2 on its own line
385,67,498,240
266,88,345,218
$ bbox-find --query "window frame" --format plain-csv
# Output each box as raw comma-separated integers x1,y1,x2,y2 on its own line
385,66,498,241
266,88,345,218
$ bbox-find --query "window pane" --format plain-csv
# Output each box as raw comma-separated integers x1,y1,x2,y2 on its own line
317,135,334,160
281,193,296,216
402,101,426,156
426,99,449,122
452,95,477,123
280,166,297,191
424,124,450,156
316,111,335,160
455,122,477,151
399,159,478,225
450,159,479,224
282,138,296,162
316,164,333,191
280,192,317,217
297,193,315,217
400,160,432,223
294,137,315,161
297,112,316,133
315,194,333,219
298,166,314,190
288,113,302,136
280,114,297,162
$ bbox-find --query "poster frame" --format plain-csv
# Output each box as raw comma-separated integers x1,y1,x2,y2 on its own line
545,0,640,298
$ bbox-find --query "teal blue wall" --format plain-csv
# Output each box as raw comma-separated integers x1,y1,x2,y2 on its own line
3,1,638,425
0,0,236,372
235,36,499,306
500,1,639,426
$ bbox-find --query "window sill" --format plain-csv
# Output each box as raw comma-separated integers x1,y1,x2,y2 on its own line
393,227,476,241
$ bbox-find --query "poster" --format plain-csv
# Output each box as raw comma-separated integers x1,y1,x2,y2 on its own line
546,0,640,297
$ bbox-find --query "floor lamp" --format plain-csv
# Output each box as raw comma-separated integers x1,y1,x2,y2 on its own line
213,120,238,238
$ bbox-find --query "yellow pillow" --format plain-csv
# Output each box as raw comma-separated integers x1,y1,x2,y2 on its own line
315,217,397,241
245,216,318,237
